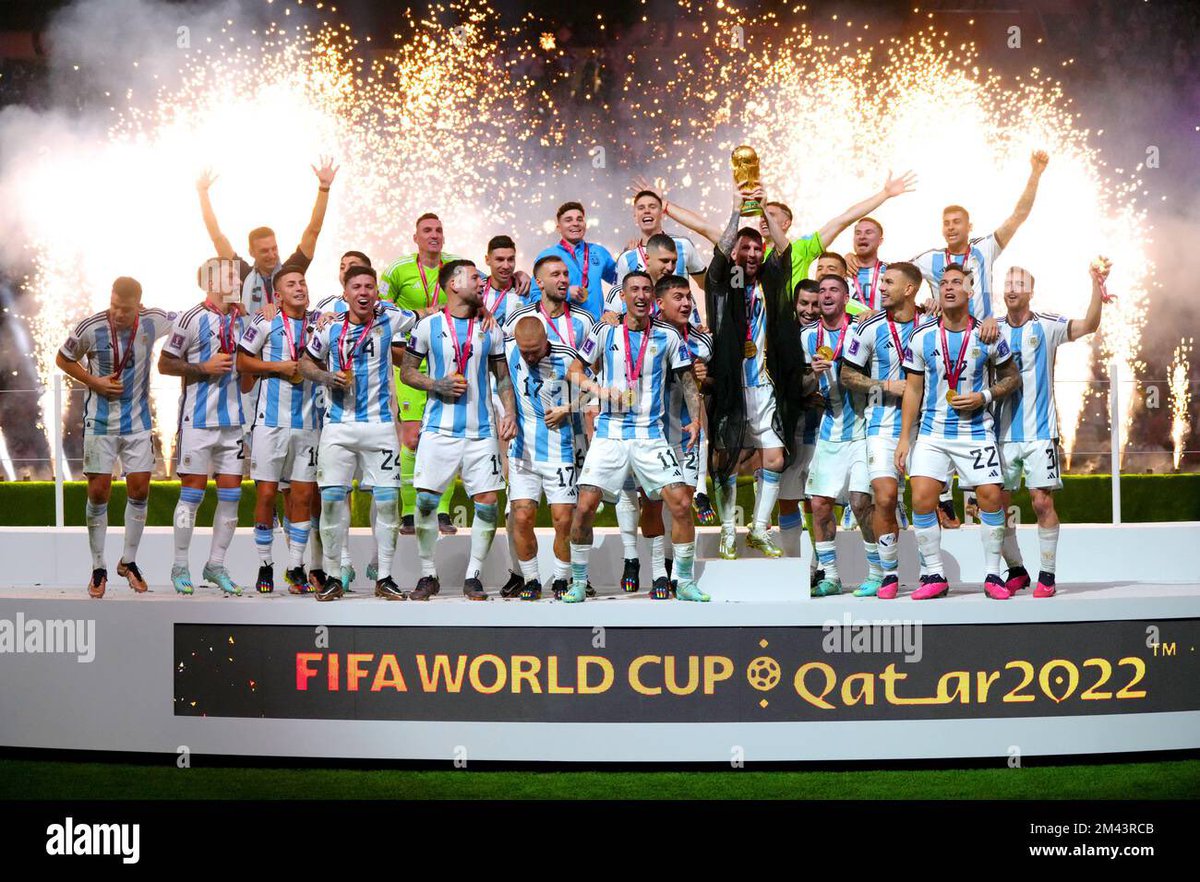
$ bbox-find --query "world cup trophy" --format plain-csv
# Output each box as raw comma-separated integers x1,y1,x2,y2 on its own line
731,145,764,217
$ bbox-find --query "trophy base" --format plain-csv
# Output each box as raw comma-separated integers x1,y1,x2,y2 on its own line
739,198,764,217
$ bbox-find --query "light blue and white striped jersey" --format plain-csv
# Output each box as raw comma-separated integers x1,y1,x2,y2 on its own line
163,304,248,430
238,310,321,430
742,283,769,387
665,328,712,447
480,277,520,327
506,339,580,465
800,320,865,442
60,307,174,436
602,283,703,327
995,312,1071,443
503,301,595,352
408,312,506,440
903,318,1012,441
614,237,708,284
843,311,919,439
851,261,888,311
578,319,691,442
911,234,1003,320
306,305,417,425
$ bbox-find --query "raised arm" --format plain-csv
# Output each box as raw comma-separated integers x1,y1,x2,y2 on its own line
1069,259,1107,341
298,156,339,260
196,169,235,260
994,151,1049,249
815,170,917,248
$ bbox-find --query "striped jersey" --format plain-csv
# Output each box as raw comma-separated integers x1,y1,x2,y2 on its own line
851,261,888,311
741,282,770,387
911,234,1003,320
602,284,703,327
503,301,595,352
995,312,1071,442
479,277,520,327
800,320,865,442
306,305,417,425
238,310,322,430
59,307,174,436
903,318,1012,440
506,339,580,465
315,293,404,319
408,311,506,440
578,319,692,442
665,328,712,447
163,304,249,430
614,236,708,284
843,311,920,439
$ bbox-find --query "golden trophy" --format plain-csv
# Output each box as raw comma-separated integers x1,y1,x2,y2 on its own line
731,145,764,217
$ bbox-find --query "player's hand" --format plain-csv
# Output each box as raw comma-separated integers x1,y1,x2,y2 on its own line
274,360,299,378
201,353,235,375
92,375,124,399
692,360,709,384
882,169,918,198
1089,255,1112,285
812,356,832,375
196,168,217,192
568,285,588,305
317,312,336,329
513,270,532,297
845,252,863,276
600,310,621,327
259,300,279,322
683,421,701,451
1031,150,1050,175
312,155,339,188
894,440,909,477
949,391,984,412
886,379,906,397
499,413,517,442
543,404,571,429
920,296,941,317
479,310,498,333
433,374,468,398
855,307,879,326
631,175,663,202
332,370,352,389
978,316,1000,344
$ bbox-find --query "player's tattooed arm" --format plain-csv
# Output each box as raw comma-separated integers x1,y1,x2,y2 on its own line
716,207,742,259
159,350,231,381
994,150,1049,248
491,358,518,441
988,357,1021,402
298,351,347,388
677,367,704,450
400,350,465,397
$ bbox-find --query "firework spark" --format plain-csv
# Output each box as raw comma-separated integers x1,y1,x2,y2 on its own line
1169,338,1193,470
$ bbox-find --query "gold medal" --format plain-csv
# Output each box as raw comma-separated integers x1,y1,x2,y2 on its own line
624,388,636,407
816,346,834,361
946,389,957,404
744,340,758,358
341,368,354,388
289,372,302,385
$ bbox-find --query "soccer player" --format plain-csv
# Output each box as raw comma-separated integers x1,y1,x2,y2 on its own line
56,277,173,597
480,235,522,325
840,262,924,599
530,201,617,321
565,270,707,603
614,189,707,285
381,214,463,536
778,280,822,564
800,275,873,597
894,265,1021,599
504,315,582,599
639,274,714,599
500,255,594,597
601,234,703,326
910,151,1049,319
994,261,1106,598
237,263,321,594
159,258,251,596
301,265,417,601
844,218,888,312
401,260,517,601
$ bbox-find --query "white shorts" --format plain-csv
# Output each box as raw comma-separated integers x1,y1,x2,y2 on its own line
317,421,400,489
806,438,870,500
647,440,701,502
177,425,245,477
83,431,154,476
780,441,815,499
508,456,578,506
866,434,912,483
909,435,1003,488
743,384,784,449
414,432,505,497
579,436,685,498
1001,439,1063,492
250,425,319,484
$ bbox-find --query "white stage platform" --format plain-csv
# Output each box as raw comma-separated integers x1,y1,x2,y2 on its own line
1,523,1198,763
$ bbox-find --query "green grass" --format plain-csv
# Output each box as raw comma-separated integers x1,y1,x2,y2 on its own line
3,758,1197,800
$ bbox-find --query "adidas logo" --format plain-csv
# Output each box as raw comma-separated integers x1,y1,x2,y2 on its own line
988,470,999,477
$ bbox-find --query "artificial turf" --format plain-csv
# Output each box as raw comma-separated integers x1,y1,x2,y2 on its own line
3,757,1198,800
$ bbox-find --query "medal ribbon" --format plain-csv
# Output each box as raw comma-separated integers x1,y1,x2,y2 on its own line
744,283,758,345
107,310,139,376
939,317,976,395
482,277,513,315
540,301,575,348
444,308,476,373
417,259,443,309
855,262,883,309
623,321,651,393
817,314,849,361
338,312,376,373
886,314,915,374
559,239,590,290
204,303,236,354
281,313,306,361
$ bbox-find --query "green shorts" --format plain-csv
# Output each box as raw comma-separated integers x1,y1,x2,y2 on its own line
395,367,426,422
